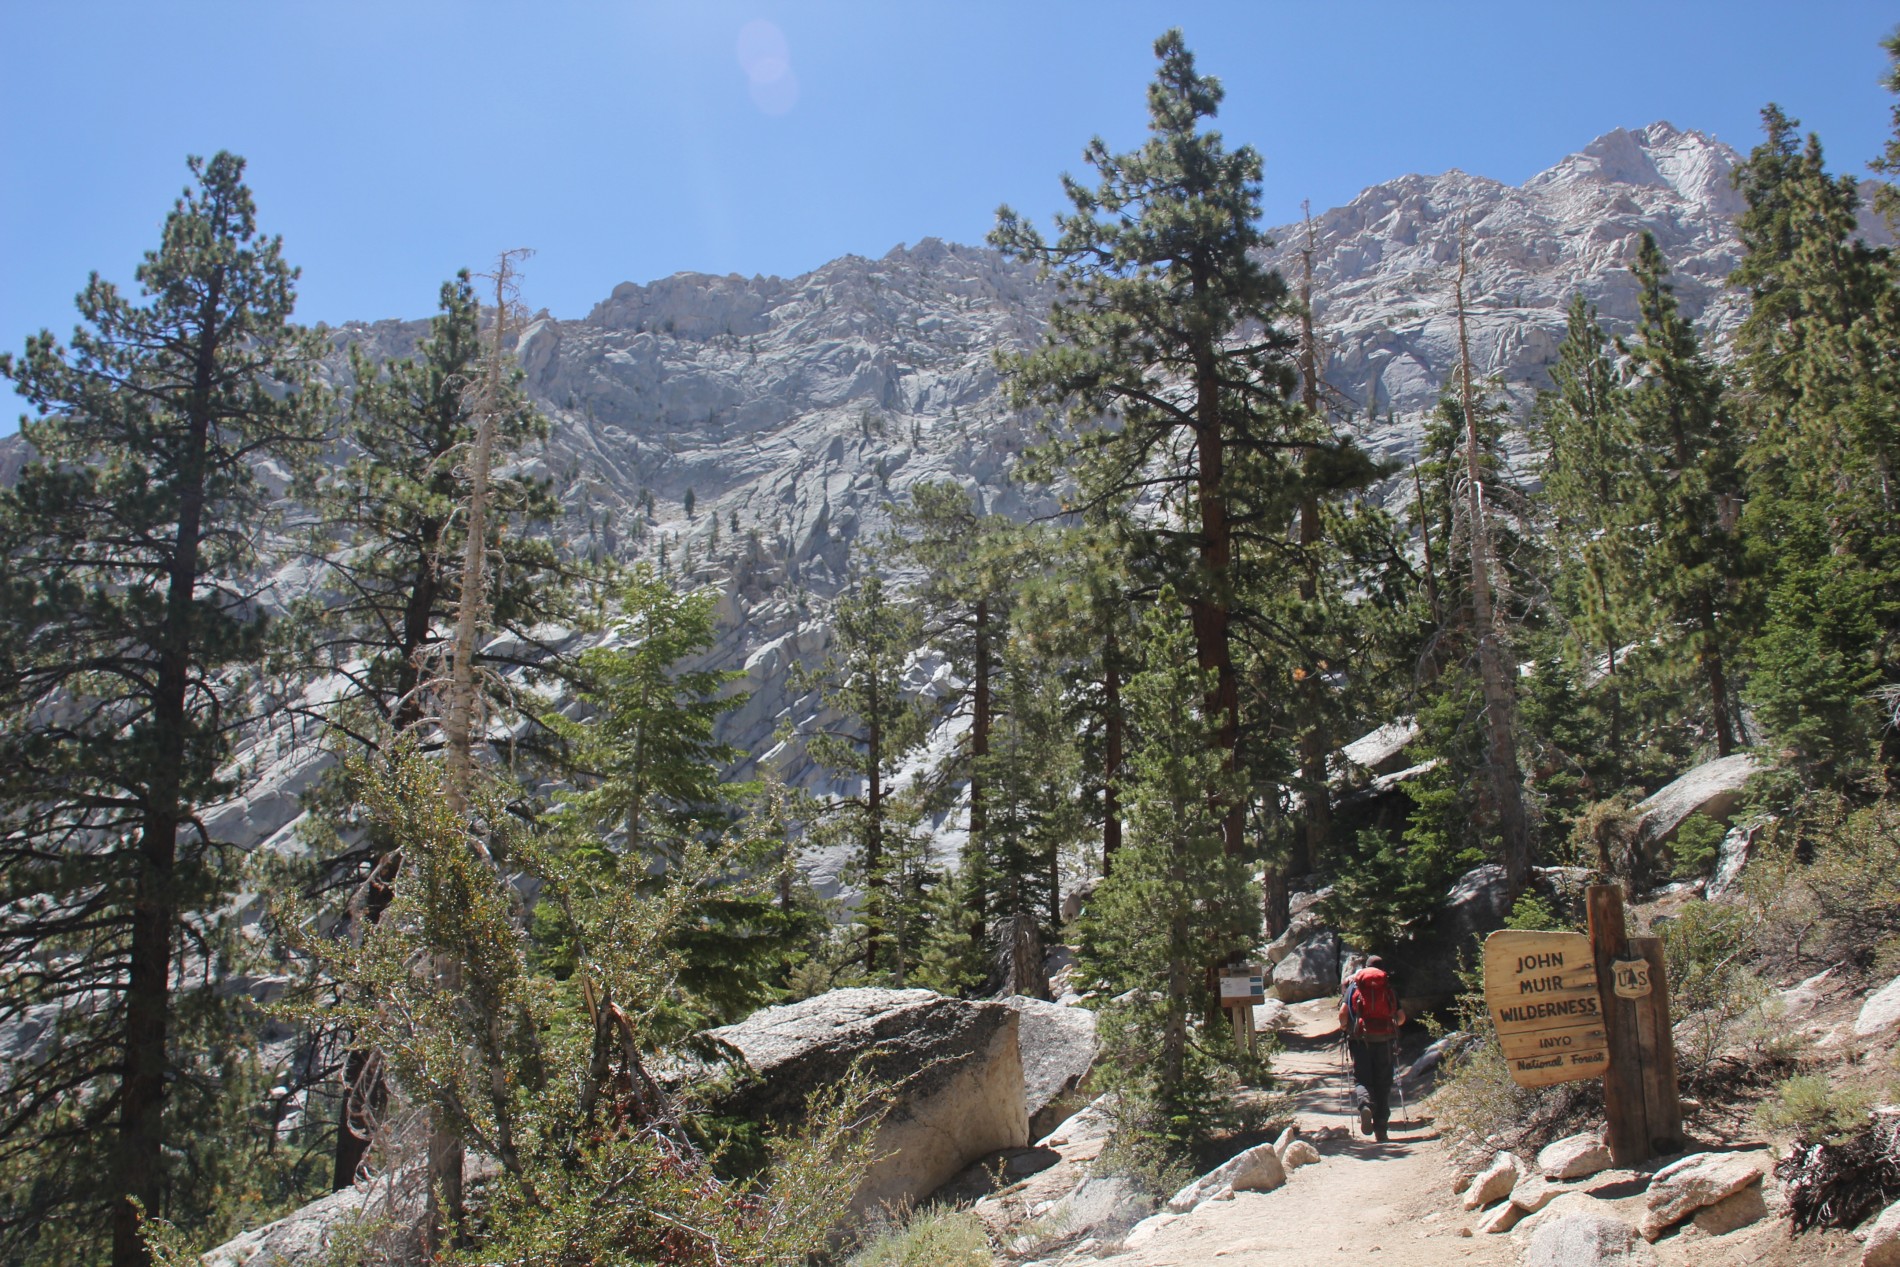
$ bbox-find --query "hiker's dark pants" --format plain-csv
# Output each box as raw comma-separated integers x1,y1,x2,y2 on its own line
1349,1037,1395,1131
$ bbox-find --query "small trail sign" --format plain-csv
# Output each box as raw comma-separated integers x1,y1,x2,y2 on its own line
1219,965,1265,1004
1611,957,1652,999
1482,930,1610,1089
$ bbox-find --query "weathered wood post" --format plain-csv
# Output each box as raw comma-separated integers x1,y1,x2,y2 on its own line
1631,934,1685,1155
1586,883,1683,1165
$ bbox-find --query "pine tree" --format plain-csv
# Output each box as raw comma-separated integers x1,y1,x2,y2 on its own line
540,566,815,1036
798,567,930,978
1732,106,1900,785
284,746,875,1266
1452,237,1533,893
885,481,1025,963
1075,590,1258,1152
1013,518,1143,882
1620,233,1747,758
1535,293,1648,785
994,30,1303,928
0,153,326,1267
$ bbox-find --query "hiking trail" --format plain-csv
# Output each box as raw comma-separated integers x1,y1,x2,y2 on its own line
1097,1000,1516,1266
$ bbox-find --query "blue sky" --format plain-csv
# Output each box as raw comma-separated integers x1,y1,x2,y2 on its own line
2,0,1897,431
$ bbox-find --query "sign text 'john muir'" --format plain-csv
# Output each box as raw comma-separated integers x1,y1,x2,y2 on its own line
1482,929,1609,1089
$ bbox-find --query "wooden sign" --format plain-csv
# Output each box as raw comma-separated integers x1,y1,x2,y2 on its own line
1219,965,1265,1004
1482,930,1609,1089
1611,958,1652,999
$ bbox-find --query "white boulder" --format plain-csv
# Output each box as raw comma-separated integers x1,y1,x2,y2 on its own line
1522,1204,1656,1267
1270,930,1343,1003
709,987,1028,1220
1632,754,1762,855
1165,1141,1286,1212
1004,995,1098,1139
1855,974,1900,1040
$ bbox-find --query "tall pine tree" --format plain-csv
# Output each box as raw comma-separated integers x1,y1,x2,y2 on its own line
994,30,1304,931
0,154,326,1267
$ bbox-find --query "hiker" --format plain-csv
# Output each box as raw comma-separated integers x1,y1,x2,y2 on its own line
1339,954,1406,1142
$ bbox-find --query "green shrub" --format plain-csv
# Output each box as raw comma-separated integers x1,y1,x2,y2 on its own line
1670,812,1728,878
1504,892,1566,931
1660,899,1771,1090
1746,796,1900,970
849,1206,992,1267
1756,1075,1876,1146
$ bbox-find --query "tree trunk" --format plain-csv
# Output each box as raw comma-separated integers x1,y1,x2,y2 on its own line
112,276,221,1267
428,257,518,1253
1189,364,1243,862
1413,462,1443,628
1455,236,1531,896
333,543,436,1190
1102,626,1123,878
864,699,884,975
1293,219,1329,880
970,598,991,938
1699,591,1737,756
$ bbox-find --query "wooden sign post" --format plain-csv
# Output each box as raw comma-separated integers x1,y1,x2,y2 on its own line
1482,929,1609,1087
1220,963,1265,1056
1586,883,1683,1166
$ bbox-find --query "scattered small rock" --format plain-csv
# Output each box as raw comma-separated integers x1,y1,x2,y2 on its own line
1463,1150,1524,1211
1473,1200,1524,1235
1510,1174,1562,1215
1539,1133,1613,1181
1283,1139,1322,1169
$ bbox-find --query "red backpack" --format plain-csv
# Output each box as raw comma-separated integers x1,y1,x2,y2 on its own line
1346,967,1399,1040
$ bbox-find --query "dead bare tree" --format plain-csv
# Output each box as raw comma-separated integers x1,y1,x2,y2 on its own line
426,248,530,1252
1453,229,1532,895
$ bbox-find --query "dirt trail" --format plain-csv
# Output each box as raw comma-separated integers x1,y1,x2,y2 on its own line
1099,1001,1514,1267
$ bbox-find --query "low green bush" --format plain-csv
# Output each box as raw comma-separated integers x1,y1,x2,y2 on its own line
849,1206,992,1267
1669,812,1728,878
1756,1074,1877,1146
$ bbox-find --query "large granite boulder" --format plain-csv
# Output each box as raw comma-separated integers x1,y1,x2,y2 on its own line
1392,864,1591,1006
1397,864,1513,1004
1855,973,1900,1039
708,987,1028,1218
1865,1197,1900,1267
204,1168,435,1266
1631,754,1763,869
1271,929,1342,1002
1003,995,1098,1139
